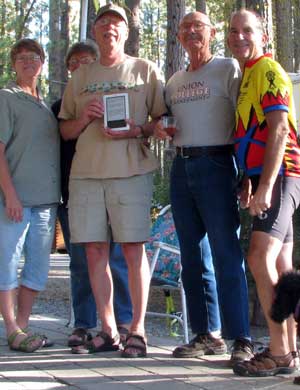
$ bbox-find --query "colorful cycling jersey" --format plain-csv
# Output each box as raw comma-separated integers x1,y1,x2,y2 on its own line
235,54,300,177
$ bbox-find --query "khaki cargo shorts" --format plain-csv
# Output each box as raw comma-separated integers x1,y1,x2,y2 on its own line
68,173,153,243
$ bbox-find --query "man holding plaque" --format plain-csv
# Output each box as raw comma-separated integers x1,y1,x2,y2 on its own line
59,3,166,358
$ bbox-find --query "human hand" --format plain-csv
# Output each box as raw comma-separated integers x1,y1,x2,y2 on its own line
102,119,142,139
80,98,104,126
5,193,23,222
153,119,171,140
248,183,272,217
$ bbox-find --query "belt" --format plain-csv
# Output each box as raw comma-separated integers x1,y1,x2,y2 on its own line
176,145,233,158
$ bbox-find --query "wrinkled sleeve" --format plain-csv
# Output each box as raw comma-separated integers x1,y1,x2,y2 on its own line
258,61,291,115
0,92,14,145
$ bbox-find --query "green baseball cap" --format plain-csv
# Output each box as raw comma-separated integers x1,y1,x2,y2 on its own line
94,3,128,26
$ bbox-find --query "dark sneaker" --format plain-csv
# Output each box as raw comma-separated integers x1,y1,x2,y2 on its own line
230,338,254,365
173,334,227,358
233,348,298,377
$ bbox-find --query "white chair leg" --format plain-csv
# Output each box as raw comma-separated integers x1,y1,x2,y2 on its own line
180,281,189,343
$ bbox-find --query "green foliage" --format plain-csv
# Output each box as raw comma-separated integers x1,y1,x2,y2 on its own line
140,0,167,70
152,170,170,211
0,0,48,88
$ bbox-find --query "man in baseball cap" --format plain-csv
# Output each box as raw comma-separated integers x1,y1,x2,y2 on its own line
59,0,166,361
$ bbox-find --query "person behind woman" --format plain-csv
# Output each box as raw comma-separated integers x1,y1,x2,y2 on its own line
0,38,60,352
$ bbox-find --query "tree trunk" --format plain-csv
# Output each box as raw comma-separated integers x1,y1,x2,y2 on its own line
245,0,264,15
60,0,69,85
223,1,236,57
0,0,5,77
275,0,293,72
86,0,97,40
163,0,185,180
13,0,37,40
195,0,206,13
294,0,300,72
264,0,273,54
48,0,69,104
125,0,141,56
165,0,185,82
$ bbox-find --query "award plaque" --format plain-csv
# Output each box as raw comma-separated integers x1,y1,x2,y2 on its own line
103,93,130,131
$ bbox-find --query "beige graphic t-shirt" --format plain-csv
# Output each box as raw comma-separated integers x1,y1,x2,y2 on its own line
59,56,166,179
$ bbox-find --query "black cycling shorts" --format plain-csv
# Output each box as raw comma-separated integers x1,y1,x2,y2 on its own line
250,175,300,243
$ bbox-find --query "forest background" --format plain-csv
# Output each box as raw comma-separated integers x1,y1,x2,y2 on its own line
0,0,299,205
0,0,299,213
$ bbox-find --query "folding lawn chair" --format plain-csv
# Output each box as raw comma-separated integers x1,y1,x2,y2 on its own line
145,205,189,343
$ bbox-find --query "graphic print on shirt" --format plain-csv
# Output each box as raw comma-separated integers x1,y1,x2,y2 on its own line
170,80,210,105
235,55,300,177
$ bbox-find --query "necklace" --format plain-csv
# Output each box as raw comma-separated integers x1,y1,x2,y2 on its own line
188,55,213,71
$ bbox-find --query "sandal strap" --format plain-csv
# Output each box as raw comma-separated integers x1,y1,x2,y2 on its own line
7,329,26,346
18,334,42,349
125,333,147,347
123,333,147,355
97,330,120,345
251,348,294,368
85,330,120,353
126,333,147,344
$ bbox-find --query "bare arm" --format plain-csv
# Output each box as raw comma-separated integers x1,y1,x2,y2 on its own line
0,142,23,222
249,110,290,216
60,98,104,140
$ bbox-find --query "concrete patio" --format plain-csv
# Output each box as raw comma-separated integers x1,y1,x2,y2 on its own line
0,254,298,390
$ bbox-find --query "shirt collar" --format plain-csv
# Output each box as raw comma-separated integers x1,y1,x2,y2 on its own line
244,53,273,69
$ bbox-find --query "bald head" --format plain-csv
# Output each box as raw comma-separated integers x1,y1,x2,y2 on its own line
180,11,211,28
177,11,215,69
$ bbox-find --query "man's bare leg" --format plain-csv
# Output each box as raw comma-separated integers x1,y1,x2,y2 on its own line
121,242,150,352
85,242,118,346
247,231,290,356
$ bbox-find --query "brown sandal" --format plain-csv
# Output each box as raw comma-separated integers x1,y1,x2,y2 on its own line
121,333,147,358
73,330,120,354
68,328,92,347
233,348,298,377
